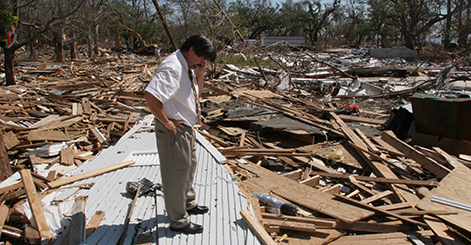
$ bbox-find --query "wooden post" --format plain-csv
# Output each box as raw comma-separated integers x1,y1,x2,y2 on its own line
20,169,52,241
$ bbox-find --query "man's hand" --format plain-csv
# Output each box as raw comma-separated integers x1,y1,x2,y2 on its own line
164,119,184,135
144,91,184,135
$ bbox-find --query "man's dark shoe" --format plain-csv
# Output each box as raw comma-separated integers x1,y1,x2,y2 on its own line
170,222,203,234
187,205,209,215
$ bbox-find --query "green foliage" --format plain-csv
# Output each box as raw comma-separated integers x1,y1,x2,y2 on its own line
0,6,18,29
216,53,276,68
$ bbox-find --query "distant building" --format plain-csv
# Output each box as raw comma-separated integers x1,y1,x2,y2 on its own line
261,35,305,47
369,46,417,60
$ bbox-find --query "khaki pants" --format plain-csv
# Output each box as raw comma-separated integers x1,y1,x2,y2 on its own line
154,120,198,228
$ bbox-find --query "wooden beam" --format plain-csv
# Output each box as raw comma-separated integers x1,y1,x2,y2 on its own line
361,190,393,204
70,196,87,245
0,205,9,238
348,175,376,196
281,169,303,180
263,219,317,233
119,185,141,245
240,210,277,245
311,171,438,187
299,175,320,187
432,147,460,169
261,213,411,233
86,211,105,238
381,130,450,178
48,160,135,189
354,128,381,154
20,169,52,241
334,194,429,228
0,182,23,195
423,215,466,245
239,162,375,223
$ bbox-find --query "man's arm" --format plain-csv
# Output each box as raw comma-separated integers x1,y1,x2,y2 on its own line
144,91,183,135
195,60,206,96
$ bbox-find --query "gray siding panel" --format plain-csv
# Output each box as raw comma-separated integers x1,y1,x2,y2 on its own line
49,117,260,245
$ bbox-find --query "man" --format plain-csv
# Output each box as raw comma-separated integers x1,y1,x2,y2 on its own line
144,34,217,234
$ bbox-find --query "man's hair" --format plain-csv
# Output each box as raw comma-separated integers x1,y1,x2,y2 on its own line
180,34,217,62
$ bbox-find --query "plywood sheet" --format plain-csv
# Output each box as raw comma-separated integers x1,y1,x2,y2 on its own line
417,164,471,234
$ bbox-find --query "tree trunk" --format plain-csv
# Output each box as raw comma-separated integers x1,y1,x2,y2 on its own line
70,38,76,59
94,24,99,56
55,30,64,63
4,48,16,86
404,29,415,50
29,42,37,60
0,131,12,182
443,0,452,49
87,35,94,58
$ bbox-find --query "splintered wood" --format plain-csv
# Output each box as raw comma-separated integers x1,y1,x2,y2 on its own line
2,47,471,244
196,76,471,244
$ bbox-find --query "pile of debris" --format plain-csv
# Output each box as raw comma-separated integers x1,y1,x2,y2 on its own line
1,44,471,244
1,52,156,177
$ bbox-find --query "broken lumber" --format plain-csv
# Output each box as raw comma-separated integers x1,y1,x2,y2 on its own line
20,169,52,241
48,160,135,189
240,210,277,245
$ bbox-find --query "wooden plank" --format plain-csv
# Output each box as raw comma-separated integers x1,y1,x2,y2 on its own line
376,202,413,211
24,225,41,244
119,185,141,245
236,182,264,223
348,175,376,196
240,210,277,245
20,169,52,240
281,169,303,180
239,162,375,223
3,131,20,150
311,171,438,186
85,210,106,238
60,147,75,166
329,231,435,245
355,128,381,154
423,215,466,245
333,194,429,228
239,131,246,147
361,190,393,204
27,130,71,141
48,160,135,189
373,136,407,157
0,205,9,237
417,162,471,234
28,115,60,129
40,116,82,131
330,112,368,150
261,213,334,228
263,219,317,233
381,130,450,178
331,112,415,203
338,114,387,125
432,147,461,169
321,183,342,195
0,181,23,195
90,127,108,145
299,175,320,187
70,196,87,245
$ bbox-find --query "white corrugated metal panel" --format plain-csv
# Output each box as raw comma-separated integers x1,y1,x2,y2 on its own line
47,116,261,245
261,35,305,47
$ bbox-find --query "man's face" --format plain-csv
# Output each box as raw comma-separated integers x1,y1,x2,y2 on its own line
189,47,206,68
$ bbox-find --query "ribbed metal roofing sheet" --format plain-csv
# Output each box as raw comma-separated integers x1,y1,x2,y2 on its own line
47,115,260,245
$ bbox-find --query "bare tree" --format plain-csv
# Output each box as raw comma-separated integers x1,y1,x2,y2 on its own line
3,0,86,85
303,0,341,45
